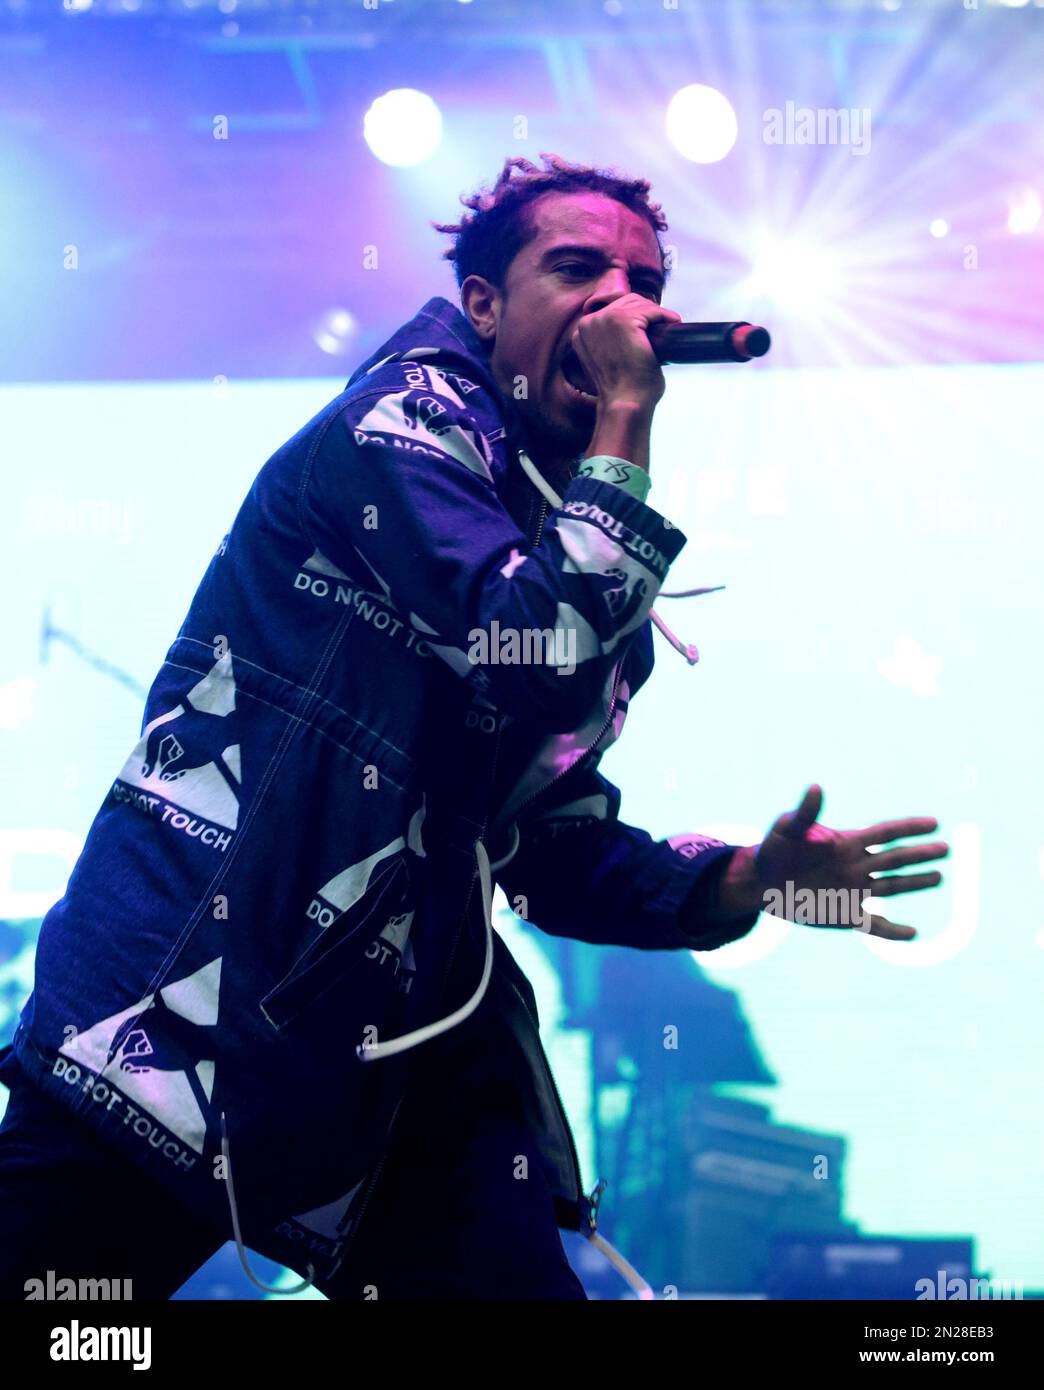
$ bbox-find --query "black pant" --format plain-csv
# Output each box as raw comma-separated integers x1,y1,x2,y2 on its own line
0,1050,587,1302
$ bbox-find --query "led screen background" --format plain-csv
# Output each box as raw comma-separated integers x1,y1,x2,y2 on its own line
1,361,1039,1291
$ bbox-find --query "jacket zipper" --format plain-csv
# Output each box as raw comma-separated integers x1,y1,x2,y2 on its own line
505,975,586,1213
531,497,549,549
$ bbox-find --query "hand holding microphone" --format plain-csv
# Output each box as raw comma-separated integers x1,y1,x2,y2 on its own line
569,296,772,475
568,294,684,412
567,297,772,415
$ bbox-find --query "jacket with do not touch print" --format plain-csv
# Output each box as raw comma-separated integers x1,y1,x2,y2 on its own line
2,294,761,1293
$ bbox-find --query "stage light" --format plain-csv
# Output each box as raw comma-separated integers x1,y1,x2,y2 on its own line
665,84,738,165
363,89,443,169
744,236,844,314
1008,190,1041,234
930,218,949,238
313,307,359,356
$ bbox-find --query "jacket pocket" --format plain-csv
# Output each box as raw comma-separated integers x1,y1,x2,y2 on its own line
259,854,409,1031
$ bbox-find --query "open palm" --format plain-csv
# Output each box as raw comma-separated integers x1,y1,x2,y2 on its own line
754,785,949,941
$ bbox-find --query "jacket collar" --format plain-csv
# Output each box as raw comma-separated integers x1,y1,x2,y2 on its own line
345,295,498,394
345,295,580,499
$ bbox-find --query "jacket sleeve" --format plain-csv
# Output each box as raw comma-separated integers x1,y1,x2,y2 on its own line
494,764,762,952
298,372,688,733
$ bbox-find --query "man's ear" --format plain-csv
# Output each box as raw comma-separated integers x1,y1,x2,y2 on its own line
460,274,500,347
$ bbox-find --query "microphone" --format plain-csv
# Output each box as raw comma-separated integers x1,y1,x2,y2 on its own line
647,321,771,364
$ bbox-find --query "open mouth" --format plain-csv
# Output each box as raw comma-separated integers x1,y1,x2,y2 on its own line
559,347,599,404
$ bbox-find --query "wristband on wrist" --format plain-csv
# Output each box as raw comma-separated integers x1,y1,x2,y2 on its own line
576,454,651,504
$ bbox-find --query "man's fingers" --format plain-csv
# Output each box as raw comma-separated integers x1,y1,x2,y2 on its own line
864,913,917,942
858,816,939,847
867,840,949,872
867,870,943,897
786,784,823,836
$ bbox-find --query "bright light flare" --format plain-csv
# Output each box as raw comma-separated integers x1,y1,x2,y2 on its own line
313,307,358,356
745,237,845,314
665,84,738,164
363,89,443,168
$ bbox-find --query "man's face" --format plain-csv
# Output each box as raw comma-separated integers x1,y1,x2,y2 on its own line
461,191,667,468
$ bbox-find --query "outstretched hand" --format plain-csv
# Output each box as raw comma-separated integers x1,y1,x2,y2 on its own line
753,785,949,941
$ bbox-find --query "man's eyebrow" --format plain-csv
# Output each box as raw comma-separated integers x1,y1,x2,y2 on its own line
540,243,665,288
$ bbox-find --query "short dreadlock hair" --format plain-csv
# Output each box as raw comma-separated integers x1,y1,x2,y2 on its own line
431,152,671,298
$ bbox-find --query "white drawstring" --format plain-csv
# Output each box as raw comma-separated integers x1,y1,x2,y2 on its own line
490,822,522,873
220,1110,317,1296
585,1230,655,1300
354,825,521,1064
518,449,564,509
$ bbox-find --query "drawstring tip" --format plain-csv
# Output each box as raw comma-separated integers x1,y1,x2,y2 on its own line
650,608,700,665
651,579,724,666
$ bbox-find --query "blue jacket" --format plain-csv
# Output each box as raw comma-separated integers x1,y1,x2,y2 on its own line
5,295,760,1292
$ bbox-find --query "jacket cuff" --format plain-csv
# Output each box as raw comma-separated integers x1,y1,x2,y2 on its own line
676,845,763,951
557,475,686,584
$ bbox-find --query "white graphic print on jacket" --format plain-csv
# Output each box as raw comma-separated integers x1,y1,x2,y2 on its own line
299,540,490,692
118,650,241,831
51,801,428,1171
308,796,427,991
554,515,656,661
59,957,222,1158
282,1179,366,1255
353,361,494,480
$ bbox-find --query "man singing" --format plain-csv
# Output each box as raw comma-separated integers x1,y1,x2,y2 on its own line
0,153,948,1300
